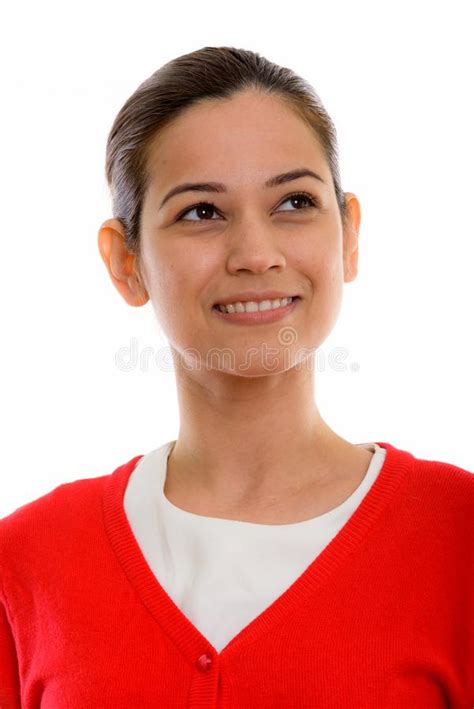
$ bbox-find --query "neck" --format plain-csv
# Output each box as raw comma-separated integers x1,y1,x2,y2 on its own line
166,361,364,508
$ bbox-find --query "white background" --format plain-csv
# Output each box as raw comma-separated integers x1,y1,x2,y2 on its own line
1,0,472,517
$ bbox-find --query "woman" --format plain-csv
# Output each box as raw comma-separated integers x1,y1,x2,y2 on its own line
1,46,472,708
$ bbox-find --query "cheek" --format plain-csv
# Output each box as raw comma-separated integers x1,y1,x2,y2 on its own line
144,241,189,295
294,237,343,289
324,252,344,288
143,244,214,334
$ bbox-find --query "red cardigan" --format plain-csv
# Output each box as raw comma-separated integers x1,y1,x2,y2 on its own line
0,441,473,708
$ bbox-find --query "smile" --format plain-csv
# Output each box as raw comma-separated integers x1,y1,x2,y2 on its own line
212,296,301,325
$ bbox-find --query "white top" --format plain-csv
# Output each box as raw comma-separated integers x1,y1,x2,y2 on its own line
124,440,386,652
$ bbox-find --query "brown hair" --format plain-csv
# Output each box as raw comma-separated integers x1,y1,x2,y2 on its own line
105,46,347,266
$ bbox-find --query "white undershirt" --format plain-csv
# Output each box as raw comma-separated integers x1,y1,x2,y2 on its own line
124,440,387,652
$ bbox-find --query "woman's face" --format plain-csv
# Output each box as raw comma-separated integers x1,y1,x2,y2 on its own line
136,89,360,377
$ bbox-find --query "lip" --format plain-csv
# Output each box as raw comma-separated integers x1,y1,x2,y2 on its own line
212,296,300,325
213,291,300,307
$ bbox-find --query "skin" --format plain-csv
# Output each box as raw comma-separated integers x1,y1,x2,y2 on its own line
97,88,374,524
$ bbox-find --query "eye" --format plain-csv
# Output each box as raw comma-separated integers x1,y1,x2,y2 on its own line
176,202,221,222
175,191,320,223
277,191,319,213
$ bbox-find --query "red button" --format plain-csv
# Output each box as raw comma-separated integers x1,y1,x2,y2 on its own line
196,653,213,672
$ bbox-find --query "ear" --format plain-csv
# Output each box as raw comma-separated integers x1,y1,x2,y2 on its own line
97,219,149,307
342,192,361,283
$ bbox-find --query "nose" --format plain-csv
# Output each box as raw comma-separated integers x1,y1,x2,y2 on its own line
225,219,287,274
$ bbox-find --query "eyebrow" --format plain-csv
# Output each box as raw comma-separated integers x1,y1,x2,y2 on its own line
158,168,326,210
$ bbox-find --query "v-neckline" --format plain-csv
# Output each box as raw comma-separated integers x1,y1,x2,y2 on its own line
102,441,413,663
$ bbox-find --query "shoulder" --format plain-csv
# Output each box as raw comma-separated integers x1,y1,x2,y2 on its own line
0,455,142,565
400,445,473,531
381,441,473,487
0,474,103,559
410,448,474,490
379,441,473,525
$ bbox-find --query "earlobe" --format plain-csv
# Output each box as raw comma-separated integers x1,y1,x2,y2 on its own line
97,219,149,307
344,247,359,283
343,230,359,283
342,193,361,284
127,272,150,307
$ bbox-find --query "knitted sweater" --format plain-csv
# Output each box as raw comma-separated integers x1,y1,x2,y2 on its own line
122,440,387,653
0,441,473,708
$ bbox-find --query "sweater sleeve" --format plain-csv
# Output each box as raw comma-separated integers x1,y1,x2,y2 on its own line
0,581,21,709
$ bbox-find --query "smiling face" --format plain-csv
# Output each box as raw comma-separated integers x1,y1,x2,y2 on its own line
131,89,360,377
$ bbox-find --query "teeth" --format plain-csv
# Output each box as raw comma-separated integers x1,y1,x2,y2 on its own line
217,297,293,314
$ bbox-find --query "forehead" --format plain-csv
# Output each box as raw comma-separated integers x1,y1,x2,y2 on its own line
145,90,330,191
